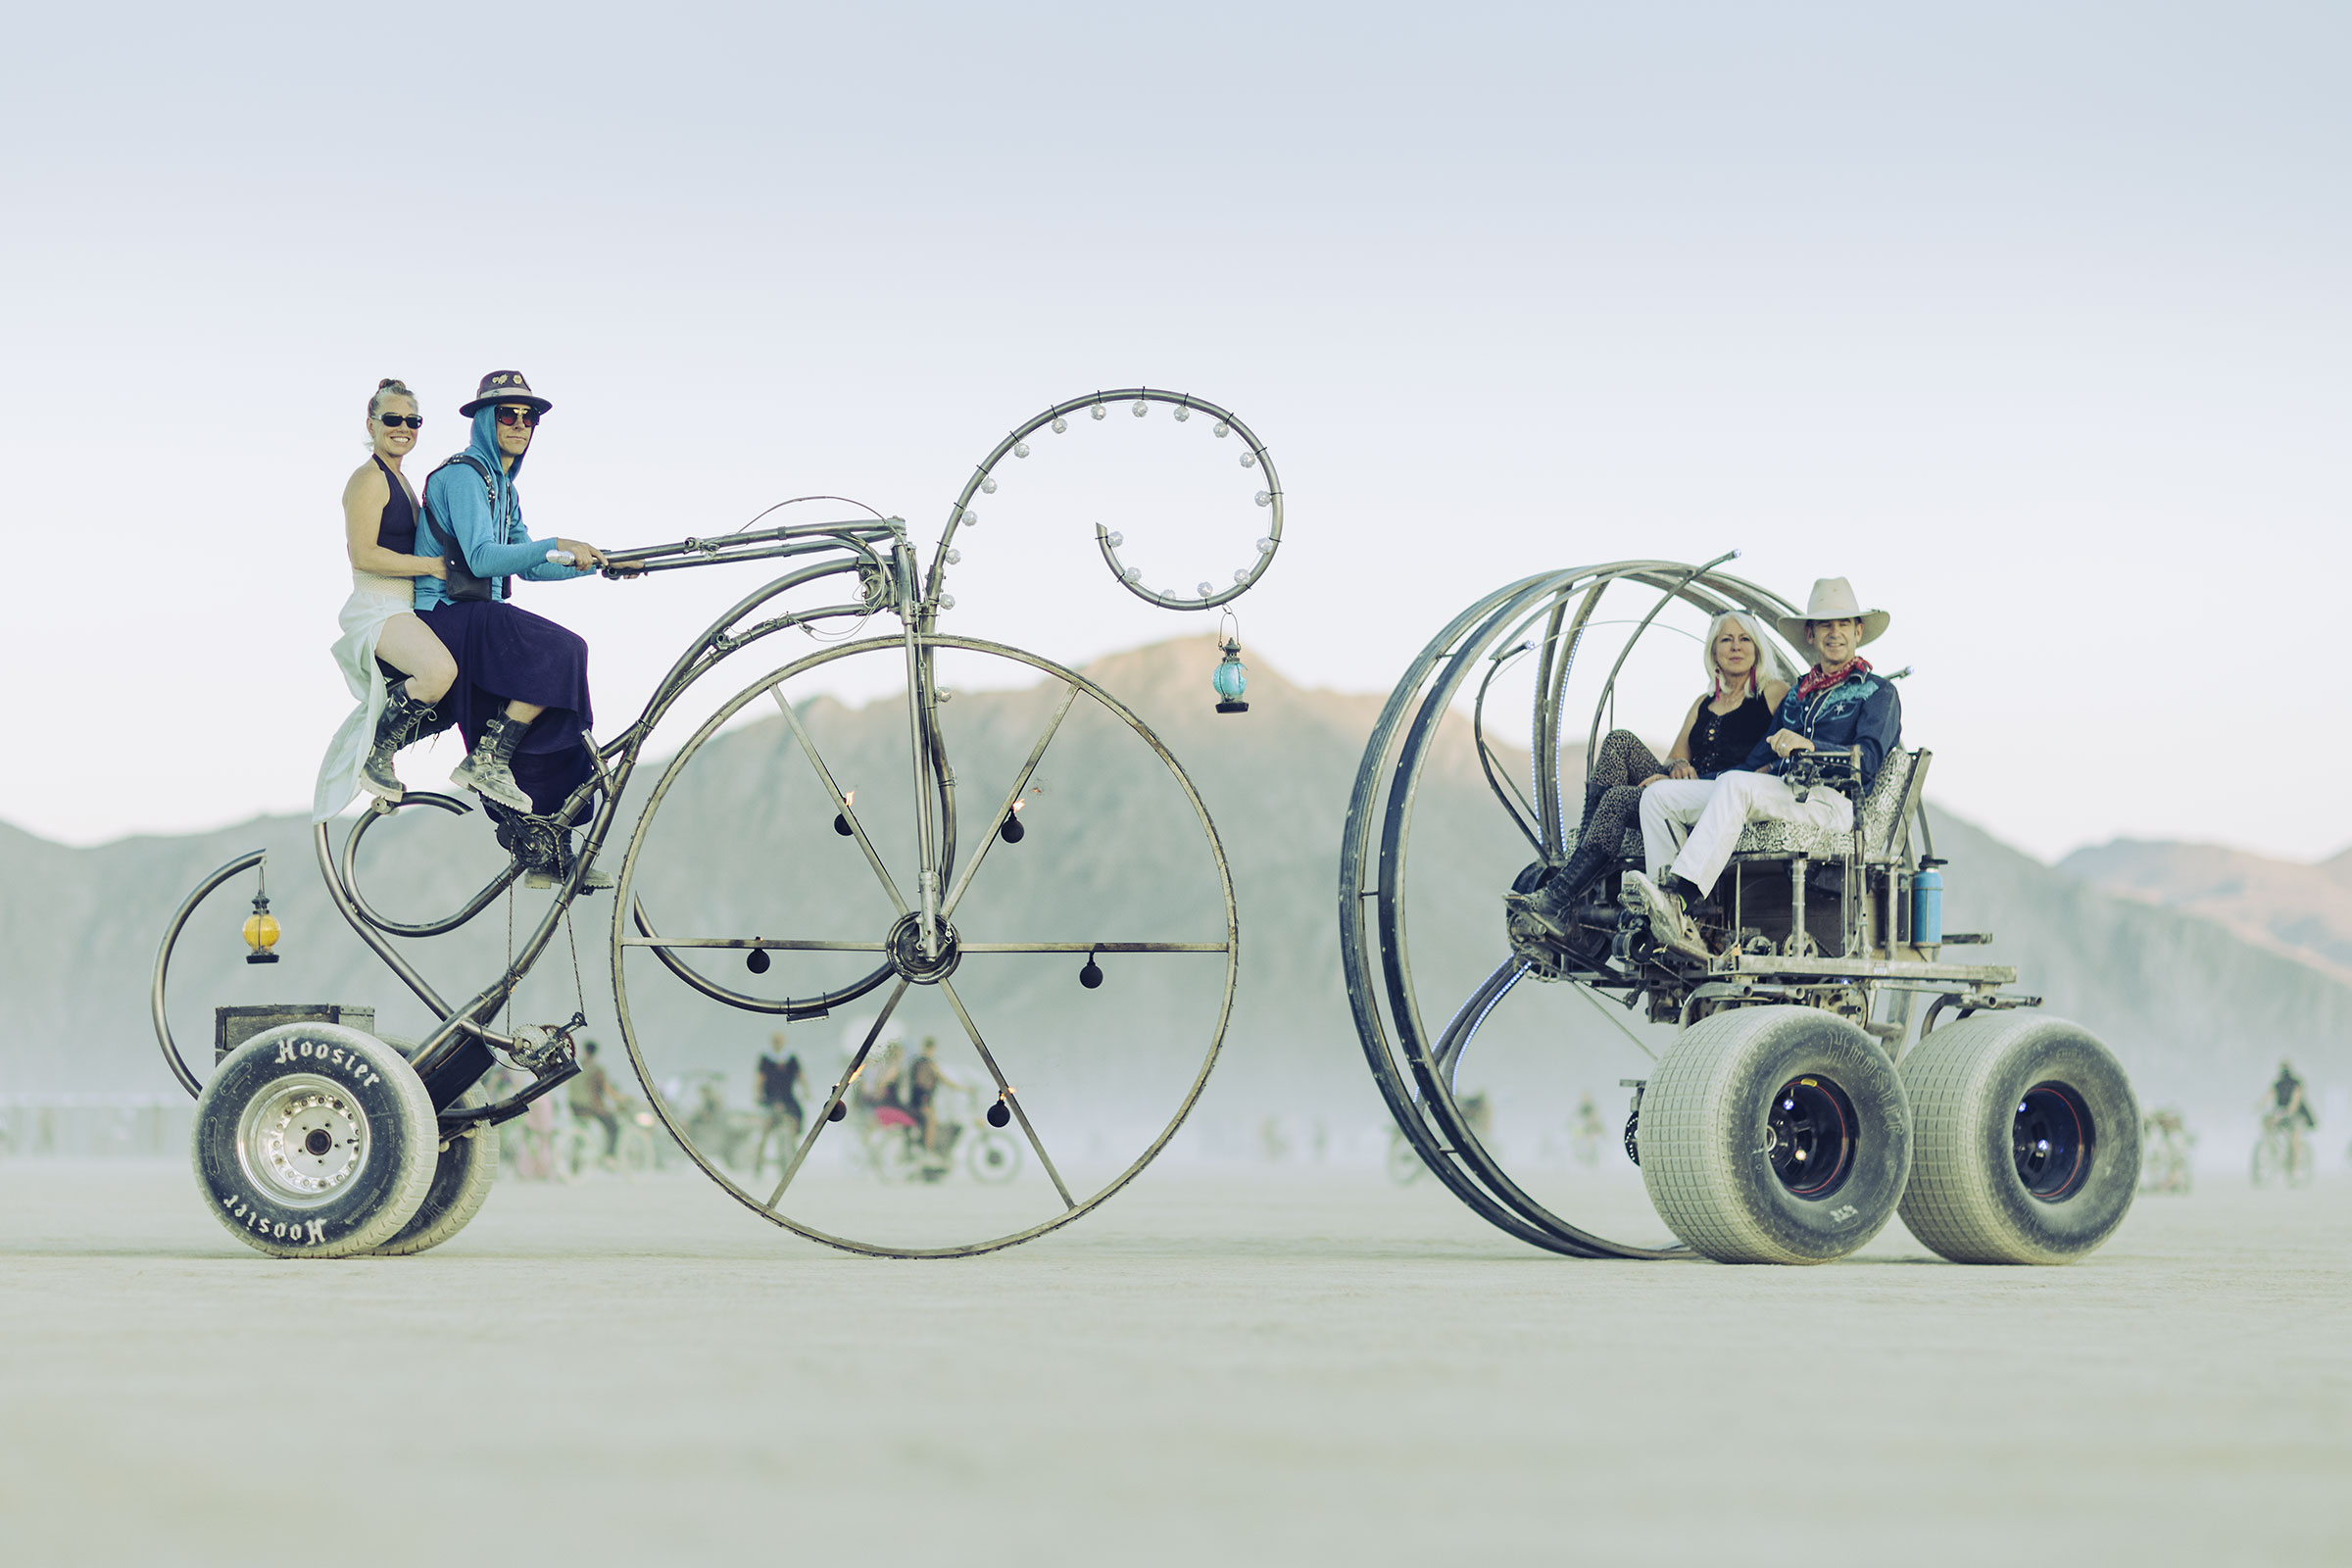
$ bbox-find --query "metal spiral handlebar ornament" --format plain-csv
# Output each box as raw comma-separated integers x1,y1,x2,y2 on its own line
154,387,1284,1258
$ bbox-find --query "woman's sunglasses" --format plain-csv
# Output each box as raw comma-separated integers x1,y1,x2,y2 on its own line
376,414,422,429
494,406,542,428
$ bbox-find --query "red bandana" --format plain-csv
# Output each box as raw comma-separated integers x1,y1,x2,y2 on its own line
1796,655,1870,703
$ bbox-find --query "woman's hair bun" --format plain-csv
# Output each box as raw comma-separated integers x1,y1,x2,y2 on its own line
377,376,411,392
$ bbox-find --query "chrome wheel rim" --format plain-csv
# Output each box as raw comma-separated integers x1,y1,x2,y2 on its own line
234,1074,370,1205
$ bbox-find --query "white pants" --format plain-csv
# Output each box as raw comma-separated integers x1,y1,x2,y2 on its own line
1640,772,1852,898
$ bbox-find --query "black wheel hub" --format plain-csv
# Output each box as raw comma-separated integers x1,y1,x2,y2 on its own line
2013,1081,2093,1200
1765,1076,1857,1199
885,911,961,985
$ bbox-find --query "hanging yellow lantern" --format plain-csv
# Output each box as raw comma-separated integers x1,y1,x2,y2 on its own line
242,870,280,965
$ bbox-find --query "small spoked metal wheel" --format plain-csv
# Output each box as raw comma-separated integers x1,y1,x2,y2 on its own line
612,632,1237,1257
192,1023,438,1258
1899,1012,2139,1263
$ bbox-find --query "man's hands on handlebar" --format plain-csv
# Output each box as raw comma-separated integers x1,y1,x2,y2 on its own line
553,539,606,571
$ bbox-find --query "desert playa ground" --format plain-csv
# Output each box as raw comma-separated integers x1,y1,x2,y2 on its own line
1,1161,2344,1565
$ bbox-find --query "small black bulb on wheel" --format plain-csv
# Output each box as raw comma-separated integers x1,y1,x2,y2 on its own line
833,812,854,837
999,811,1025,844
987,1100,1011,1128
1079,954,1103,990
828,1101,847,1123
745,948,770,974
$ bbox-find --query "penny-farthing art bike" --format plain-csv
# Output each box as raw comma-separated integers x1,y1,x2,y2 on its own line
1344,559,2140,1265
154,388,1283,1258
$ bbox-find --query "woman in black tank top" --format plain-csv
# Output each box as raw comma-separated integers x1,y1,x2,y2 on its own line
313,379,463,815
1504,609,1792,956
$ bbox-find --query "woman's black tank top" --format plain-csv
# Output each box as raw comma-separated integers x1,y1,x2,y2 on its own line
372,454,416,555
1691,692,1773,776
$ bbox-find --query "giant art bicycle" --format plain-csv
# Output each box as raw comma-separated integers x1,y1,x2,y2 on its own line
154,388,1283,1258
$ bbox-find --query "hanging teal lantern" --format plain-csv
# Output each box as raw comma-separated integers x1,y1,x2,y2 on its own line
1213,631,1250,715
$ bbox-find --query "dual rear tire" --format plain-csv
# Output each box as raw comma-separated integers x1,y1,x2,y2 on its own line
192,1024,499,1259
1639,1004,2140,1265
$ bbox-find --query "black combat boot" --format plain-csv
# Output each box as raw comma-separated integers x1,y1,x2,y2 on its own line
448,712,534,813
359,680,438,801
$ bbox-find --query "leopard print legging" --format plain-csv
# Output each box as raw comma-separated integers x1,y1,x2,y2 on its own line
1561,729,1669,881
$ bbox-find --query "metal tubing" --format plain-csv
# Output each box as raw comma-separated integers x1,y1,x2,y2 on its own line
150,848,267,1099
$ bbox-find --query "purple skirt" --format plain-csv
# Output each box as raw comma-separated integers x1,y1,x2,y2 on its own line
420,599,594,817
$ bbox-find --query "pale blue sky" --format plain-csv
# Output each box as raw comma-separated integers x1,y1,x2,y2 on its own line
1,3,2344,858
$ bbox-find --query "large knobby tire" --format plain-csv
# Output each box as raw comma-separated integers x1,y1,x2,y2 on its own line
371,1084,500,1256
1639,1004,1912,1264
192,1023,436,1258
1898,1011,2140,1264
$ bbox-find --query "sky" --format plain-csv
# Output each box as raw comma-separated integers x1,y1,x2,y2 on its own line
0,2,2344,861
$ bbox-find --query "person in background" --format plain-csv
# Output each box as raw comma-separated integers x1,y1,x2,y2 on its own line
567,1039,620,1164
753,1032,805,1172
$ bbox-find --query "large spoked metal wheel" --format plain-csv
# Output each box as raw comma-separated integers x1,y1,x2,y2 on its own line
1341,562,1813,1259
612,633,1237,1257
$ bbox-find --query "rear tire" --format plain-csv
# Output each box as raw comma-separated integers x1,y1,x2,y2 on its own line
192,1024,436,1258
1638,1004,1912,1264
371,1085,500,1256
1898,1011,2139,1264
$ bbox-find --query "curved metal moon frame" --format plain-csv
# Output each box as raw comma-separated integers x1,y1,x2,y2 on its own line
611,634,1239,1258
1339,559,1804,1259
152,385,1279,1259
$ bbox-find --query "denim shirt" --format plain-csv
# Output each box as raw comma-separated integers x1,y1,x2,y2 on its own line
1739,667,1902,792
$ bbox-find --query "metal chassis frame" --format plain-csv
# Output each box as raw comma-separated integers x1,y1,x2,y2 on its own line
1340,560,2029,1259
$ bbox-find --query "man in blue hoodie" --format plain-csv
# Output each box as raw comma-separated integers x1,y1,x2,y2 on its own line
1626,577,1901,957
396,370,611,885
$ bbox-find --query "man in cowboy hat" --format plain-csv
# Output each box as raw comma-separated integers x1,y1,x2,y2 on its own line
1624,576,1901,958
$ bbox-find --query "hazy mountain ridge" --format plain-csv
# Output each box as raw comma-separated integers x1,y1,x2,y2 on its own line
2059,838,2352,983
2,639,2343,1152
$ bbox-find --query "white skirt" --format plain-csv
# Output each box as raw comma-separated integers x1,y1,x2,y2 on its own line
311,574,417,821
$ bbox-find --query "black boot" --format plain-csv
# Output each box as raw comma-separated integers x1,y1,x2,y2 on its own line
359,680,437,801
449,713,533,813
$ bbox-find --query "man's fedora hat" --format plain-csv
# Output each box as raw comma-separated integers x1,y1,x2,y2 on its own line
1776,576,1890,662
459,369,553,416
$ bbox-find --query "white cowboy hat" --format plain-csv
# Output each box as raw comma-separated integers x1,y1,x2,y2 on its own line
1775,577,1890,662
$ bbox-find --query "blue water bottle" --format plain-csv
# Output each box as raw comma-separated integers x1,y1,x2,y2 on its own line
1911,859,1944,946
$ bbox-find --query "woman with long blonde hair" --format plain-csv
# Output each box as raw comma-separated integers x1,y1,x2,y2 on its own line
1507,609,1790,951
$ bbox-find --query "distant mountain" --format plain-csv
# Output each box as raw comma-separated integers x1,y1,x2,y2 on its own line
2059,838,2352,982
3,639,2343,1159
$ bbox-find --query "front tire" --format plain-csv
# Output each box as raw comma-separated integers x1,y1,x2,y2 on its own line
1638,1005,1912,1264
192,1024,436,1258
1898,1012,2140,1264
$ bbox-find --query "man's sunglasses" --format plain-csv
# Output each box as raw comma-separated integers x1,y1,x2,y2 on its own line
376,413,422,429
495,406,542,428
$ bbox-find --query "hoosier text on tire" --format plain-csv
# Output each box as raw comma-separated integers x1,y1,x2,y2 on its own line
1897,1012,2140,1264
1637,1004,1912,1265
191,1023,438,1259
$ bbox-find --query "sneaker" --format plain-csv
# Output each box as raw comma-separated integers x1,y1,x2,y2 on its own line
1622,871,1711,960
